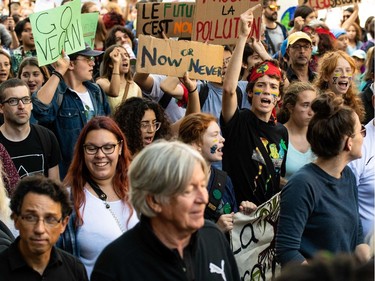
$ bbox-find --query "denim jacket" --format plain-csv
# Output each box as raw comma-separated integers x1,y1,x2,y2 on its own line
32,80,111,178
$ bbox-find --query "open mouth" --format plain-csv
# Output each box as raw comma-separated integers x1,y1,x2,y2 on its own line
261,98,272,104
337,81,349,90
144,136,154,145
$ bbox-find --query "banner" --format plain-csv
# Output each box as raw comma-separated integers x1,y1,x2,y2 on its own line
231,193,281,281
29,0,85,66
299,0,361,10
136,35,224,83
136,2,194,38
192,0,262,45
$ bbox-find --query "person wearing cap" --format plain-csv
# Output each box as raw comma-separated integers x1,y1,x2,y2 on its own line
332,28,349,52
286,31,316,83
32,45,110,179
351,49,367,91
262,0,288,56
221,6,288,206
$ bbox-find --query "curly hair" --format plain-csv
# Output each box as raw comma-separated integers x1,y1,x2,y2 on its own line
314,50,365,121
113,97,172,156
105,25,135,49
63,116,132,227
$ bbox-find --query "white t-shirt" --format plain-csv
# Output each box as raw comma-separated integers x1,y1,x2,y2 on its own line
74,90,95,121
77,189,139,277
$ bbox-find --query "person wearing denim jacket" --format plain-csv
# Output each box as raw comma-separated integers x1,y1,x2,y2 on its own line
32,45,110,179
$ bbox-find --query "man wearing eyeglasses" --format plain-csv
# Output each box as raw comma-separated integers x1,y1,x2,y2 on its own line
32,44,110,179
286,31,316,83
262,0,287,56
0,176,88,280
0,78,61,180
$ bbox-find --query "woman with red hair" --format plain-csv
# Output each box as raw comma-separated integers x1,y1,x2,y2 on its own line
58,116,138,277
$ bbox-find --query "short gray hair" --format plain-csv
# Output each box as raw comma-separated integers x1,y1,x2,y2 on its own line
129,140,208,218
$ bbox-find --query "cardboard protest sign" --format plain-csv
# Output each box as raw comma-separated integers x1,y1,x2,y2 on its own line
81,13,99,49
299,0,361,10
231,193,281,280
136,2,195,38
136,35,224,83
192,0,262,45
30,0,85,66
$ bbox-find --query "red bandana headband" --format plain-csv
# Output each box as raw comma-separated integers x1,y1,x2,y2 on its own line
248,61,282,83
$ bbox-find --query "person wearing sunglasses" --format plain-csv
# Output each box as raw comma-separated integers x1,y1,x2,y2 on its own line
0,176,88,280
276,92,370,267
262,0,288,56
32,44,110,179
58,116,138,277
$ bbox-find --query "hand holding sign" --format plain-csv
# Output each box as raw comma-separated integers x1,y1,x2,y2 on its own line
53,50,70,76
239,4,262,38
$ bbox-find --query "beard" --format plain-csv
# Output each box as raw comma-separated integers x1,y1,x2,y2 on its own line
265,12,278,22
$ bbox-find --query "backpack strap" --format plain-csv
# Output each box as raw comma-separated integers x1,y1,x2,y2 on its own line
158,93,173,109
32,124,52,175
199,81,242,109
205,168,228,222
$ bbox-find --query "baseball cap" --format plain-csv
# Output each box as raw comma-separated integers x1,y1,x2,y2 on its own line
71,43,104,57
287,31,312,47
351,49,367,60
331,28,346,39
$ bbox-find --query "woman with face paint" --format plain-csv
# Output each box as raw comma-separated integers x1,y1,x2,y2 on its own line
277,82,317,181
179,113,257,234
276,92,370,267
314,50,365,122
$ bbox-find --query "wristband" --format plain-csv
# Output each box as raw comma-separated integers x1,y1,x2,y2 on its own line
52,70,63,81
188,87,197,94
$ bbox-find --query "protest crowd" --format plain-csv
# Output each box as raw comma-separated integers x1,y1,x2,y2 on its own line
0,0,374,280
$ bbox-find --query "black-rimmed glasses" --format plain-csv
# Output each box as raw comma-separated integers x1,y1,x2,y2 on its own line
83,141,121,155
1,96,32,106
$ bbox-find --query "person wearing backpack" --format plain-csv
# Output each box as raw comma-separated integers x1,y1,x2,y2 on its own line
32,45,110,179
0,79,60,180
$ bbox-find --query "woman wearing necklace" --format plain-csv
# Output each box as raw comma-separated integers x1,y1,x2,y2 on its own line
58,116,138,278
96,44,141,113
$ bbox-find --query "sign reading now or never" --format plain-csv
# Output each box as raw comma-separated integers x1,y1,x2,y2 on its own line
136,35,224,83
298,0,361,10
192,0,262,45
81,12,99,49
30,0,85,66
136,2,195,38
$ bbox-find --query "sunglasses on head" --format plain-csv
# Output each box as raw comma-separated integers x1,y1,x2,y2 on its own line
267,5,280,11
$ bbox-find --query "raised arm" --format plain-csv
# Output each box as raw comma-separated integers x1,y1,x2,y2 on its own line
160,76,185,100
341,3,359,30
97,47,122,97
36,51,70,105
134,72,154,93
222,5,260,123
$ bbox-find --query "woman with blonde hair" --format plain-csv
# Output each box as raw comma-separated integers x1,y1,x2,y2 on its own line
314,50,365,122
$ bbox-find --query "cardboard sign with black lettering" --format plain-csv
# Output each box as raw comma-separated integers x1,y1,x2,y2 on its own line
136,2,194,38
136,35,224,83
298,0,361,10
192,0,262,45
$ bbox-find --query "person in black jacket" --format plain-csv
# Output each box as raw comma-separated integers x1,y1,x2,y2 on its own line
0,220,15,253
92,141,240,281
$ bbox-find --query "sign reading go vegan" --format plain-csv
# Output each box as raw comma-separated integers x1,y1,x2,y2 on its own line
30,0,85,66
136,35,224,83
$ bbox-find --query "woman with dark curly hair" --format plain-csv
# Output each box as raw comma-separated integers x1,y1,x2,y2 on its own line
314,50,365,122
105,25,137,58
113,97,172,157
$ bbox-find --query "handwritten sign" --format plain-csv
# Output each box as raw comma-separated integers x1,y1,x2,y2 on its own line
136,35,224,83
232,193,281,281
192,0,262,45
30,0,85,66
299,0,361,10
136,2,195,38
81,13,99,49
